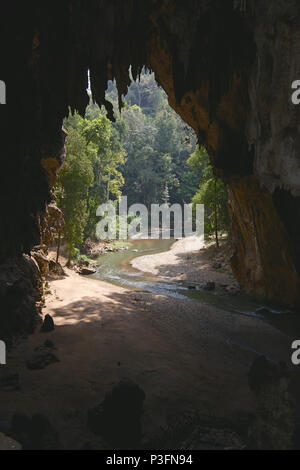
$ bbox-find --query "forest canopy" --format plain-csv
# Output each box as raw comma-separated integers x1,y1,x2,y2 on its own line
55,71,228,260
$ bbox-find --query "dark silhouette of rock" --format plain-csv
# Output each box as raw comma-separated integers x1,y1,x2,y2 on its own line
87,378,145,449
0,256,42,341
26,344,59,370
40,314,55,332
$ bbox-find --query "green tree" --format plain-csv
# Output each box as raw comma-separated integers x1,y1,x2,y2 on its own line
62,108,126,240
56,71,201,254
103,72,199,208
82,113,126,237
57,127,94,264
188,146,229,245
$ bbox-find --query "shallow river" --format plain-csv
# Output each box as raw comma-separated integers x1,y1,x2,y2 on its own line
90,238,296,332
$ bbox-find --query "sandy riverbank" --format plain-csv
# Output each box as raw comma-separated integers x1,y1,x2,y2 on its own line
131,235,237,286
0,241,292,449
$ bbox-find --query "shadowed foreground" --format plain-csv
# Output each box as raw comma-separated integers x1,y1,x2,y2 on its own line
0,265,293,449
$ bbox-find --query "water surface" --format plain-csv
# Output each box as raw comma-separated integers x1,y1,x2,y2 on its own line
90,238,297,333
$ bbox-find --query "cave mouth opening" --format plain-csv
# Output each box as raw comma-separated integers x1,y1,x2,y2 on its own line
0,0,299,350
56,66,204,261
2,2,300,451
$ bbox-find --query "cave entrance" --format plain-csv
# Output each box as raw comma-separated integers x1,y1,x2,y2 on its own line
2,2,300,451
53,69,224,269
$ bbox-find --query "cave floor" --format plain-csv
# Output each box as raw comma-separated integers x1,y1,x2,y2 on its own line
1,267,292,449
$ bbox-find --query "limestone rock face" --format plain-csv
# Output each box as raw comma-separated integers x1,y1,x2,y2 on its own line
31,249,49,276
0,1,299,309
228,176,300,307
0,255,42,342
38,201,65,249
146,1,300,308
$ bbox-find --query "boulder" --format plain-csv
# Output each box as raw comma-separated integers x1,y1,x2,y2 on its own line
87,378,145,448
78,266,97,275
40,314,55,332
48,260,65,276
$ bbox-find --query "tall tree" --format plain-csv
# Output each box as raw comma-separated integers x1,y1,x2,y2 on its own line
57,127,94,264
188,146,229,244
62,109,126,240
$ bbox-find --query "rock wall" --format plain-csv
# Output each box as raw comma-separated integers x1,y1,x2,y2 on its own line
0,0,299,321
147,1,300,308
0,255,42,343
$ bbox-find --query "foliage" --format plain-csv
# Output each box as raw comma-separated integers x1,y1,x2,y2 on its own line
61,109,126,241
188,146,229,239
56,106,126,258
111,76,199,208
57,127,94,261
56,71,223,254
75,253,95,264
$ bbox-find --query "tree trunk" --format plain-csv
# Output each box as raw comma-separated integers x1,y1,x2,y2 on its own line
56,230,61,264
214,177,219,248
66,250,72,267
